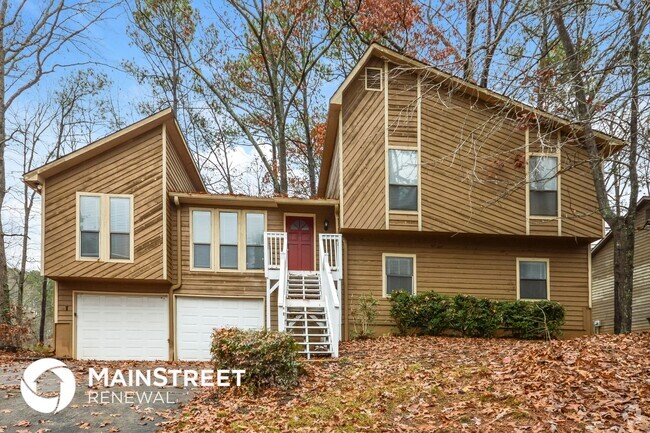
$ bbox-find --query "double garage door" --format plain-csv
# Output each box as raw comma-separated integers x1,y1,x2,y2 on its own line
76,294,264,361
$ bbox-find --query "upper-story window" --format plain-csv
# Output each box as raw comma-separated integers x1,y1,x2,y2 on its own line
192,210,212,269
246,213,265,270
190,209,266,272
388,149,418,211
219,212,238,269
517,259,549,300
529,155,558,216
77,193,133,262
365,67,383,91
79,195,101,258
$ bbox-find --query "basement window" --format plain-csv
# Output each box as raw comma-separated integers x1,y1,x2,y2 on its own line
365,67,383,91
384,254,416,296
517,259,549,300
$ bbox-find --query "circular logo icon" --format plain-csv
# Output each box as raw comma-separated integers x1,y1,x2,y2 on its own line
21,358,76,414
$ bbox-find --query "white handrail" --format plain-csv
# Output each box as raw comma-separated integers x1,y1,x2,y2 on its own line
320,252,340,357
277,251,288,332
264,232,287,274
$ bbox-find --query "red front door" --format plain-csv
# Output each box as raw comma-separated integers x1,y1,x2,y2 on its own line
286,216,314,271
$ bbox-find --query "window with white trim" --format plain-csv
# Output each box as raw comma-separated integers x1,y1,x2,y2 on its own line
246,213,265,270
529,156,558,216
79,195,101,258
192,210,212,269
365,67,382,91
384,255,415,296
388,149,418,211
518,259,549,300
77,193,133,262
219,211,239,269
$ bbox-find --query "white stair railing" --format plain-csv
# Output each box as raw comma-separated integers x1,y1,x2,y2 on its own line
277,251,288,332
264,232,287,276
320,251,340,357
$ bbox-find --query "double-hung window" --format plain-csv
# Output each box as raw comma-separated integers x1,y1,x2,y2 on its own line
79,195,101,258
529,156,558,216
388,149,418,211
246,213,265,270
219,212,239,269
192,210,212,269
518,259,549,300
77,193,133,262
384,255,416,296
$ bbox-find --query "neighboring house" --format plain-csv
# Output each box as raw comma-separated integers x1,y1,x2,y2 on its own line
592,197,650,333
24,44,622,361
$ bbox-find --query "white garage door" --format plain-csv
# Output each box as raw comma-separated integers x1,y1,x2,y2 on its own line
176,297,264,361
76,294,169,361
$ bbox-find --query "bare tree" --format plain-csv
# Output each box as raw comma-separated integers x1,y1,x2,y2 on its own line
0,0,112,322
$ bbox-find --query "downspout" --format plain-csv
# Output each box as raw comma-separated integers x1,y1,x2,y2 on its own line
169,196,182,360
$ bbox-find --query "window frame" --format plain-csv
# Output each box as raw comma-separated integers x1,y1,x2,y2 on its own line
527,152,561,219
189,208,214,271
382,253,417,298
245,211,266,271
75,192,134,263
365,67,383,91
516,258,551,301
218,210,240,271
387,147,419,213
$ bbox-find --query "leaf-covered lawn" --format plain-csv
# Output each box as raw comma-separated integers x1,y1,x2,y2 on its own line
162,333,650,433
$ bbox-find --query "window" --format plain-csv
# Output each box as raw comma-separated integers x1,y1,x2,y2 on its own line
529,156,558,216
219,212,238,269
79,195,101,258
77,193,133,262
388,149,418,211
246,213,265,270
192,210,212,269
109,197,131,259
384,255,415,296
365,67,382,91
518,259,549,300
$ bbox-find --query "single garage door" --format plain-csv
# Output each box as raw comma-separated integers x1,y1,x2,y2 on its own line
76,294,169,361
176,297,264,361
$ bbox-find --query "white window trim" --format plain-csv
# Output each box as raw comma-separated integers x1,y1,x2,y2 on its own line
516,257,551,301
189,208,267,273
75,192,134,263
527,150,561,222
189,208,215,272
365,67,383,91
382,253,417,298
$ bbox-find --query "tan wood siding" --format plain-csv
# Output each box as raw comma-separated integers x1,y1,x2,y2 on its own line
44,128,165,280
166,136,200,282
529,219,559,236
339,54,602,240
325,134,340,199
345,233,591,338
592,203,650,333
342,58,386,230
388,212,418,231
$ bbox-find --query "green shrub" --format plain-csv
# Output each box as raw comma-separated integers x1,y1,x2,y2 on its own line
498,300,565,339
448,294,500,338
389,291,565,340
351,294,379,339
211,328,303,392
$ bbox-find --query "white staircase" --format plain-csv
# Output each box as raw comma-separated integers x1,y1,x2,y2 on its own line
264,233,343,359
285,271,333,358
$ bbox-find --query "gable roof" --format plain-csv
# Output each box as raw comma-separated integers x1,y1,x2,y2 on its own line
23,109,206,192
591,197,650,257
317,43,625,197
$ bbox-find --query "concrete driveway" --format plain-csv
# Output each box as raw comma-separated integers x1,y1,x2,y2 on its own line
0,357,202,433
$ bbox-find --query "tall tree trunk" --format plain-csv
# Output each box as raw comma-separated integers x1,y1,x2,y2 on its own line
17,186,30,309
463,0,479,82
613,224,634,333
39,277,47,344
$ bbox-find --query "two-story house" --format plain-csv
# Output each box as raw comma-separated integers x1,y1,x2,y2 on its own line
24,44,621,361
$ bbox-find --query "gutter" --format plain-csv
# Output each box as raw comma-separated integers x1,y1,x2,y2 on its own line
168,196,182,360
